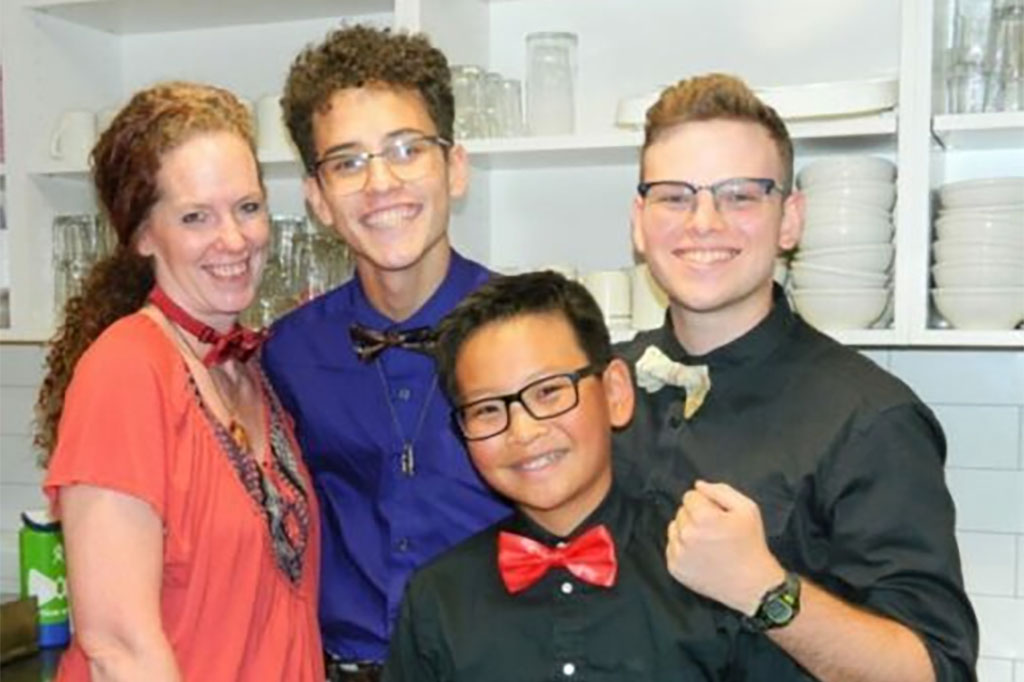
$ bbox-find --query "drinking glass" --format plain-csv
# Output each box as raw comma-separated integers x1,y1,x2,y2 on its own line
498,78,525,136
451,65,486,139
985,0,1024,111
525,32,578,135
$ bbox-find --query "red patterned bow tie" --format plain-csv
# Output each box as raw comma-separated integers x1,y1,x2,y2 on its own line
349,323,437,363
148,286,267,366
497,524,618,594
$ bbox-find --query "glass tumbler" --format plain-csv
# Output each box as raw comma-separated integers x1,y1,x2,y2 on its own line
525,32,578,135
985,0,1024,111
450,65,486,139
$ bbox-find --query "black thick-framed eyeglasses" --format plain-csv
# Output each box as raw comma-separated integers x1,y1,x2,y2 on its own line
311,134,452,195
453,364,605,441
637,177,785,215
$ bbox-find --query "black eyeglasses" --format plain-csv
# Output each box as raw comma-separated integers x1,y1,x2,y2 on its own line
312,134,452,195
453,364,605,441
637,177,785,217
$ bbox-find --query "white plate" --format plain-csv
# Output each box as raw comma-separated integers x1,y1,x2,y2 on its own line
754,77,898,120
938,177,1024,209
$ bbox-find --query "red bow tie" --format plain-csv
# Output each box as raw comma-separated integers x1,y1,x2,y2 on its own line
497,524,618,594
147,286,267,366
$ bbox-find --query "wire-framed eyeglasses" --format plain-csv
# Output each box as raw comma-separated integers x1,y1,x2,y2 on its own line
312,134,452,196
453,364,605,441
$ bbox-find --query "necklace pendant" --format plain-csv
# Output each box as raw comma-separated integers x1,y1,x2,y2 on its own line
401,444,415,477
229,419,251,453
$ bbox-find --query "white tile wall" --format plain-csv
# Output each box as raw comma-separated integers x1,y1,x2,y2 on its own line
2,345,1022,677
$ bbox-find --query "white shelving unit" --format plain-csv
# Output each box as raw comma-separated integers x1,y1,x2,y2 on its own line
0,0,1020,347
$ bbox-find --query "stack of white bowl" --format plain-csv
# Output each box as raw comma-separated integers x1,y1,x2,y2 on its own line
931,177,1024,330
789,156,897,330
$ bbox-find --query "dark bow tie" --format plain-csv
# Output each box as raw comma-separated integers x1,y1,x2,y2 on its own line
349,323,437,363
497,524,618,594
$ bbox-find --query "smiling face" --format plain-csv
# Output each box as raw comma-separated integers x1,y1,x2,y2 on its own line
136,131,268,330
632,119,803,345
455,312,633,536
303,86,468,284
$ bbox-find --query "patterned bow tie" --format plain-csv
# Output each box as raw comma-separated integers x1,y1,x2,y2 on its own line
147,286,267,366
497,524,618,594
349,323,438,363
634,345,711,419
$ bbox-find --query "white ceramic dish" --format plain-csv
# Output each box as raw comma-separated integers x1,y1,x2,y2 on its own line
804,200,892,224
797,156,896,188
932,238,1024,264
614,89,663,130
931,287,1024,330
792,287,891,330
790,261,889,289
754,77,898,120
800,219,895,250
794,243,895,272
938,177,1024,209
932,260,1024,287
934,215,1024,245
803,182,896,211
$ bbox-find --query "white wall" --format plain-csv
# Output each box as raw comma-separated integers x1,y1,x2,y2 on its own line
1,344,1022,677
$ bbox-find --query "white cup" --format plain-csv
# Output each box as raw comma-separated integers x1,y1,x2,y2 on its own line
631,263,669,330
49,110,97,167
256,94,293,159
581,269,631,324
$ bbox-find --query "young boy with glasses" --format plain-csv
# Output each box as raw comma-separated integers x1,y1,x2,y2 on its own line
616,73,977,681
261,26,511,681
383,271,743,682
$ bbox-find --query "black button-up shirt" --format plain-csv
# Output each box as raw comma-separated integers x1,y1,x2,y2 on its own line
612,287,979,681
383,484,743,681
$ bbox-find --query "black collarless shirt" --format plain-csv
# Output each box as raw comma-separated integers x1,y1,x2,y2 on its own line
612,287,978,682
383,484,743,682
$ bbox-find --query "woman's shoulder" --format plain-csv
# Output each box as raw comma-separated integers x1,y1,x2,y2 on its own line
75,311,184,386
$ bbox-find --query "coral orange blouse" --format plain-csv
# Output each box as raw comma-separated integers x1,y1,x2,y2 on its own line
44,313,323,681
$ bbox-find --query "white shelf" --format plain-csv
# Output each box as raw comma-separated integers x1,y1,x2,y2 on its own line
24,0,391,33
610,326,902,348
461,113,897,170
932,112,1024,150
912,328,1024,348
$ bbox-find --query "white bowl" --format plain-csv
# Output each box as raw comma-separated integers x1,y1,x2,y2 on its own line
803,181,896,211
932,261,1024,287
794,243,894,272
792,288,891,330
804,199,893,224
932,238,1024,264
938,204,1024,222
939,177,1024,209
931,287,1024,330
790,261,890,289
800,219,894,250
934,215,1024,245
797,156,896,189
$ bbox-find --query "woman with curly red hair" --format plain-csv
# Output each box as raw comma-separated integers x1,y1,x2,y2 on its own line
36,81,323,682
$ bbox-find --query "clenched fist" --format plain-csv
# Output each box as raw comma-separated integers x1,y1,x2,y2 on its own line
665,480,786,616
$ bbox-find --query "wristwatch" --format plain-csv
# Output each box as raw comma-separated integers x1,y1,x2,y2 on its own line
742,571,801,632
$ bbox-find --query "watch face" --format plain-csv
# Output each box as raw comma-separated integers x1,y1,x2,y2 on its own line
764,598,795,624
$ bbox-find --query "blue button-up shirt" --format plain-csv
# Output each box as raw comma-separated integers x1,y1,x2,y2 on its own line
262,250,512,662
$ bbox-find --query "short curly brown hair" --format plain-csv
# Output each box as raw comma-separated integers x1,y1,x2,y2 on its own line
643,73,794,192
282,24,454,172
35,81,257,462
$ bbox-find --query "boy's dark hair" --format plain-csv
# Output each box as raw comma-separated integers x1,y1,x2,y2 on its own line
435,271,613,403
282,24,455,172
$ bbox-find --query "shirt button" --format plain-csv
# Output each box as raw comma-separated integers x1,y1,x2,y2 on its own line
396,538,410,552
562,662,576,677
560,582,573,595
397,388,412,401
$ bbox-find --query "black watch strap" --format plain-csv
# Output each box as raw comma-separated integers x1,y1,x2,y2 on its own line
742,571,801,632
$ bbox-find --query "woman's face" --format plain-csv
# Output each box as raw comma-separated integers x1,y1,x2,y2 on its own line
136,131,269,330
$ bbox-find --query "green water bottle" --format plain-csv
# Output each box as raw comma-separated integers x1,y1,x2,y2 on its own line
19,509,70,647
